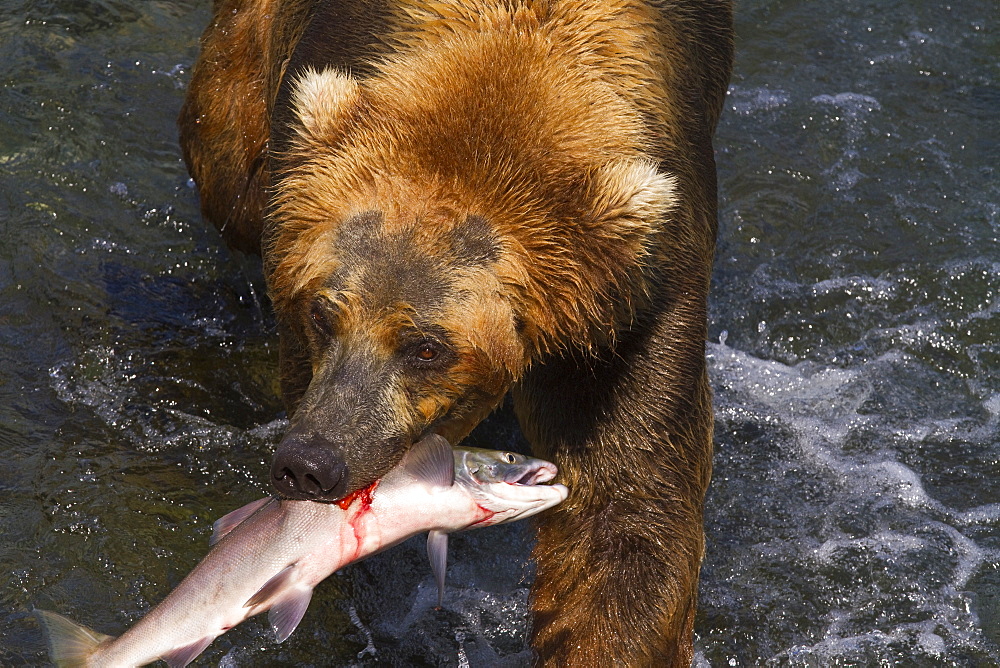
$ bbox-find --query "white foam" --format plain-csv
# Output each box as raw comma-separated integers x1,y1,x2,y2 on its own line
706,335,996,660
935,523,988,589
811,92,882,114
809,274,897,300
812,530,926,564
727,85,791,115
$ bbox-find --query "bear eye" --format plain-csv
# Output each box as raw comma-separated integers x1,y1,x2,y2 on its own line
406,338,448,368
413,343,439,362
309,301,336,339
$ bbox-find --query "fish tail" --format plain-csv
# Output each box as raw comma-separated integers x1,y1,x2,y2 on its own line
35,609,112,667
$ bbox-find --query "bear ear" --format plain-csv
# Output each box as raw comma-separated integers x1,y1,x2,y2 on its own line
584,159,677,239
290,66,361,144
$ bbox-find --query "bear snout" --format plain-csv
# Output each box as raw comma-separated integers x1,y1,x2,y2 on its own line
270,432,349,501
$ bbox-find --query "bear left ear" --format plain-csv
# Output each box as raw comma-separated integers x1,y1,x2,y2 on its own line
584,159,677,238
578,159,677,271
290,66,361,144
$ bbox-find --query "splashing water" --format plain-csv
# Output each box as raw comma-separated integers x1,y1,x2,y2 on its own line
698,0,999,664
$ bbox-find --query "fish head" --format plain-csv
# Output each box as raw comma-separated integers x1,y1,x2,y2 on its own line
454,448,568,525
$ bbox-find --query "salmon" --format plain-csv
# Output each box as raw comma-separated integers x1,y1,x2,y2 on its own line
37,435,567,667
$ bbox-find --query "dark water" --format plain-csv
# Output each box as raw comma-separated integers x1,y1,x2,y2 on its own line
0,0,996,665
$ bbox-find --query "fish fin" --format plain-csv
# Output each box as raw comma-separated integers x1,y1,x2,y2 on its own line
427,530,449,607
161,635,216,668
269,585,314,643
403,434,454,489
210,497,273,546
245,563,298,609
35,609,112,667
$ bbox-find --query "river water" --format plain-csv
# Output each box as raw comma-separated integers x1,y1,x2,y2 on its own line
0,0,996,665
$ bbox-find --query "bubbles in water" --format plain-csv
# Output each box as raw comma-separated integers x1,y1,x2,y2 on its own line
811,92,883,115
728,86,791,116
700,333,1000,664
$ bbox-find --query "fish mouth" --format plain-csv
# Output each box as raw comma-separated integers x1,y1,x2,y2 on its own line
505,461,558,486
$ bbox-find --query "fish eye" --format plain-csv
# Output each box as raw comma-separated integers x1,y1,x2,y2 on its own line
502,452,516,464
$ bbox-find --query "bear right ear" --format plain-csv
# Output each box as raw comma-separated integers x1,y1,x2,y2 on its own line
290,66,361,144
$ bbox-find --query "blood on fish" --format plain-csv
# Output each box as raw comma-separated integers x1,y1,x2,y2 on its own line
335,480,379,511
338,480,380,562
468,503,497,528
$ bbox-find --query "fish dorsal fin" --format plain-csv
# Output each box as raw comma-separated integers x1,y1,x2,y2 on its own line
162,635,216,668
402,434,454,489
210,497,273,546
35,609,112,665
427,530,449,607
269,586,314,643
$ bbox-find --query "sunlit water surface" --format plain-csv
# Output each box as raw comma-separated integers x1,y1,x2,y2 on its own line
0,0,996,665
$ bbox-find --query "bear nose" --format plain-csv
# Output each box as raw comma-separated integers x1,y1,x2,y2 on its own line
270,434,348,501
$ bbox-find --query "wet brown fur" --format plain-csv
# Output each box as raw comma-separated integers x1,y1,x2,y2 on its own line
180,0,733,664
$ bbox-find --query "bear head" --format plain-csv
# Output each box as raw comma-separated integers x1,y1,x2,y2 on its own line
263,43,677,501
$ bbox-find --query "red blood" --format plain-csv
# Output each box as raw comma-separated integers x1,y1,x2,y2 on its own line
338,480,380,562
468,503,497,528
335,480,379,510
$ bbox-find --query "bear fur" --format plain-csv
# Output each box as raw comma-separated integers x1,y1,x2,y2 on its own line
179,0,733,664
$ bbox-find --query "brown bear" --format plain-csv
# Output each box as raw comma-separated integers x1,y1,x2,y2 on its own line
179,0,733,664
